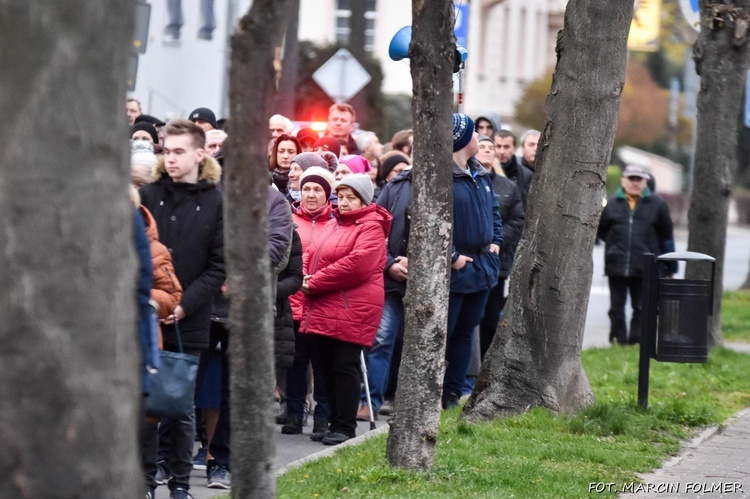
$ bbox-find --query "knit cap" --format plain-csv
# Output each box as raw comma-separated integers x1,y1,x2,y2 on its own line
313,136,341,157
336,173,374,206
131,121,159,144
300,166,335,200
291,152,328,171
339,155,372,174
318,151,339,173
452,113,475,152
378,151,411,181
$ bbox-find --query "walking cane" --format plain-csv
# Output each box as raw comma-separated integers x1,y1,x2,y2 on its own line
359,351,377,431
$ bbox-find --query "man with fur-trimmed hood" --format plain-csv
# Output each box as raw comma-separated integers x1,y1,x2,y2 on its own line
138,119,225,499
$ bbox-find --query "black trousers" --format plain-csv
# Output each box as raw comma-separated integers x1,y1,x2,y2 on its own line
608,276,643,344
479,277,507,359
313,335,362,438
206,322,230,470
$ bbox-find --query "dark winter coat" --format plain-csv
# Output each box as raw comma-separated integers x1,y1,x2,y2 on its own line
139,155,225,349
268,186,294,272
450,158,503,294
272,168,290,193
289,201,337,321
134,208,156,394
275,230,302,370
301,204,393,347
375,169,413,297
597,187,677,278
489,171,525,278
501,155,533,211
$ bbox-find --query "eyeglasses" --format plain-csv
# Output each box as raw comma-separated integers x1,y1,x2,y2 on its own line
626,176,645,182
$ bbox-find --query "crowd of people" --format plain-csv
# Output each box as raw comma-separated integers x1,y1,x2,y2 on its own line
127,96,675,499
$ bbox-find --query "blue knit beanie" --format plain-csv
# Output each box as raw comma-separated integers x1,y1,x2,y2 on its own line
452,113,475,152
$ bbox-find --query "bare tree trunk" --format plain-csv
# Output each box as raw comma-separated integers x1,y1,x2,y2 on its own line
686,1,750,346
225,1,292,496
463,0,633,422
272,0,299,118
0,1,140,497
385,0,455,471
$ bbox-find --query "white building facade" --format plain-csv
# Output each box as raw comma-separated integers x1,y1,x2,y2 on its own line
132,0,564,122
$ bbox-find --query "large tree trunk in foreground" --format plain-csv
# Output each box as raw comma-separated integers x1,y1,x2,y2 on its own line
463,0,633,422
385,0,455,471
0,1,139,496
686,1,750,346
225,1,292,496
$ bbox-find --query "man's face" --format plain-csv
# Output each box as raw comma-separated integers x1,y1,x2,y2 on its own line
476,140,495,168
475,119,494,137
269,117,287,140
194,120,215,132
126,101,141,125
205,136,226,157
163,134,204,184
621,175,647,196
522,134,540,165
327,109,355,139
465,132,479,158
494,136,515,163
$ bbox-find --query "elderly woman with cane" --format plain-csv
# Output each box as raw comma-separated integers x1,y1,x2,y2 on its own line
300,174,392,445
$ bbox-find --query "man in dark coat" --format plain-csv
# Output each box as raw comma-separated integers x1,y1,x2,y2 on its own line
494,129,533,211
139,119,225,499
597,165,677,345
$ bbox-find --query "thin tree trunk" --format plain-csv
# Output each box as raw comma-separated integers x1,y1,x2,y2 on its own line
385,0,455,471
686,1,750,346
272,0,299,118
463,0,633,421
225,1,292,496
0,1,139,497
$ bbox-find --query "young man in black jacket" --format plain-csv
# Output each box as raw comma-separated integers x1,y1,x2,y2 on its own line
139,119,225,499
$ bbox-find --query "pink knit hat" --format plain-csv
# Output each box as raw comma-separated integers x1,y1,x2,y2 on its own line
339,155,372,174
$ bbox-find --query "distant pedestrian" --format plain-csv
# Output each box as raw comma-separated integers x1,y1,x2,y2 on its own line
597,165,677,344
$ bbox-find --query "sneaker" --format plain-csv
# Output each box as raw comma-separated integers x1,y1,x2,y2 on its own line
275,402,288,425
155,461,171,485
321,431,353,446
191,446,207,470
169,488,194,499
441,392,460,410
310,419,329,442
281,417,303,434
146,490,154,499
356,403,378,421
379,398,395,416
207,465,232,489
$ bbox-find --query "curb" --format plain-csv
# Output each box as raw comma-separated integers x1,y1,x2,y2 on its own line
276,423,390,476
635,407,750,478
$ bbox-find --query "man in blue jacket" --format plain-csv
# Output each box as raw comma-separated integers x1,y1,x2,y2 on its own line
443,114,503,409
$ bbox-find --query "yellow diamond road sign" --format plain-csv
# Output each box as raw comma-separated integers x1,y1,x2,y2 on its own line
313,48,371,104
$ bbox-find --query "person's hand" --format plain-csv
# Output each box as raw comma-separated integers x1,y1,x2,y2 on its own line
388,259,409,282
221,281,229,297
300,275,312,295
162,305,185,325
489,244,500,255
451,254,473,270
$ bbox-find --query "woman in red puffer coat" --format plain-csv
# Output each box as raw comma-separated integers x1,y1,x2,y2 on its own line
301,173,392,446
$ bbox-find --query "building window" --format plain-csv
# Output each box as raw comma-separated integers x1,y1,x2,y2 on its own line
335,0,377,52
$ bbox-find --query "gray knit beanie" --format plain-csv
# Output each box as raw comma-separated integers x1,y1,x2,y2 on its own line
336,173,374,206
291,152,328,171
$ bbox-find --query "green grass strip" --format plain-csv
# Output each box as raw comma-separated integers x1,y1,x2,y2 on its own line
277,347,750,498
722,290,750,343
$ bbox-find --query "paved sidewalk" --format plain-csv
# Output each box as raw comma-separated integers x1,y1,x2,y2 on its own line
621,408,750,498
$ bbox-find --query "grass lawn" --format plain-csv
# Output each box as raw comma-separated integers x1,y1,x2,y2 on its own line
276,346,750,498
722,290,750,342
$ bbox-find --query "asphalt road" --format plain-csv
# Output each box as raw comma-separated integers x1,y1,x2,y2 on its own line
160,225,750,498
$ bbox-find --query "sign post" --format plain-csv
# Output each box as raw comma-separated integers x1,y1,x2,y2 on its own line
313,48,371,103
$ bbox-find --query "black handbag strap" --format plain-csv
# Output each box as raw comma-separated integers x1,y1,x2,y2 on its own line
174,320,184,354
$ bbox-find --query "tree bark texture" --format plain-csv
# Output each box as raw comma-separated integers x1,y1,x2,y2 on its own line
385,0,455,471
272,0,299,118
686,1,750,346
0,1,140,497
225,1,292,497
463,0,634,422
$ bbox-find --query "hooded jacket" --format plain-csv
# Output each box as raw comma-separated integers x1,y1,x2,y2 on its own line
475,112,501,134
301,204,393,347
139,155,226,349
288,201,337,321
450,157,503,294
597,187,677,278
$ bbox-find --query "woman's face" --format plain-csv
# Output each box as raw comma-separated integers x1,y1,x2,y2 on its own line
336,186,364,213
301,182,327,211
334,164,353,181
132,130,154,143
288,162,303,191
386,162,408,183
276,140,297,170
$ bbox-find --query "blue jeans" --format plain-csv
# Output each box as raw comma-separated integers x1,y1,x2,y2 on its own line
360,293,404,411
443,290,490,398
